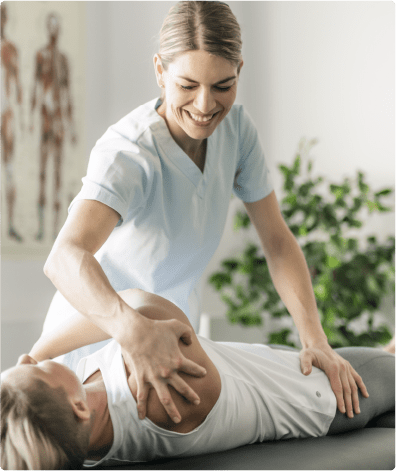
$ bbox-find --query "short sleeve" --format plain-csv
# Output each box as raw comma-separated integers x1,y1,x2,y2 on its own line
232,106,273,202
69,127,153,226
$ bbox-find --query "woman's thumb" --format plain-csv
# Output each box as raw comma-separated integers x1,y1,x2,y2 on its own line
302,366,311,375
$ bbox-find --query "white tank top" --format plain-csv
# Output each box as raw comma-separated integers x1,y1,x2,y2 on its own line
77,337,336,467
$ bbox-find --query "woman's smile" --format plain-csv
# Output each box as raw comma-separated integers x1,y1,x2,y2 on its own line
184,109,220,126
154,50,242,156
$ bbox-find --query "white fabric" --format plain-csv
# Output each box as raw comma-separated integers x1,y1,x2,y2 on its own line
78,337,337,467
42,97,273,363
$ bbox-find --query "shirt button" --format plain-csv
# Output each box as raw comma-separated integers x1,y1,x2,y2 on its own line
316,391,321,398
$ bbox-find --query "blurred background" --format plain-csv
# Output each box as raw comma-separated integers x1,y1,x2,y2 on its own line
2,1,394,370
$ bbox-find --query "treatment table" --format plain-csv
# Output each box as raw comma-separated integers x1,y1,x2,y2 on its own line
96,423,394,470
95,343,395,470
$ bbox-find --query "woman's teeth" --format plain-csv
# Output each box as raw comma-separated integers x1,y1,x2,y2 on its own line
188,111,214,122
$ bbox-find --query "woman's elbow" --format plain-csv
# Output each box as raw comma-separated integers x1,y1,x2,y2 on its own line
43,250,58,281
43,240,70,282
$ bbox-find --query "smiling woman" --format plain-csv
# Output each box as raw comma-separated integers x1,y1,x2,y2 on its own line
155,50,243,162
153,0,243,163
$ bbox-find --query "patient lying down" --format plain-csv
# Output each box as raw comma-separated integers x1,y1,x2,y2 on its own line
1,289,394,470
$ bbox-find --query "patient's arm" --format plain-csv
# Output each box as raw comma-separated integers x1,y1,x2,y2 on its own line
29,289,160,360
29,312,109,361
29,289,196,361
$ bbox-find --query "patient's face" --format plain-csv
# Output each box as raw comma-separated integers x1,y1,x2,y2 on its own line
2,354,86,402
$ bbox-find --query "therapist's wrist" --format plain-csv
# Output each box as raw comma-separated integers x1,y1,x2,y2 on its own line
300,331,329,349
110,300,148,346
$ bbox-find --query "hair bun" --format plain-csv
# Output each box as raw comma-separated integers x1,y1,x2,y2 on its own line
181,0,230,7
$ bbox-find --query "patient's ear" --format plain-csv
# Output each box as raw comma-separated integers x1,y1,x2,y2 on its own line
70,398,91,422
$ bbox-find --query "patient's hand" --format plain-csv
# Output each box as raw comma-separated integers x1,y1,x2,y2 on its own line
118,314,207,424
29,338,52,362
299,342,369,418
17,354,38,366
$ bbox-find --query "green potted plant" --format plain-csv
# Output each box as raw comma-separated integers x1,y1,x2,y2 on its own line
209,138,395,348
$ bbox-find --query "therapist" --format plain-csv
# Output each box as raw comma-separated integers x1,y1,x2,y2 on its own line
42,1,368,425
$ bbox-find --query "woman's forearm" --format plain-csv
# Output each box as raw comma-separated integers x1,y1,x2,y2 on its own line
29,313,111,361
265,230,328,348
44,239,141,343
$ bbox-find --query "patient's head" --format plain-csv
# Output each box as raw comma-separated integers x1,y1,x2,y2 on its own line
1,355,91,470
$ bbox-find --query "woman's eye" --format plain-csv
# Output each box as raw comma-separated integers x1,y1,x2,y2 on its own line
179,85,232,92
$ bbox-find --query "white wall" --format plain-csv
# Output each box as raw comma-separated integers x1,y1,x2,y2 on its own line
200,1,395,337
2,2,394,370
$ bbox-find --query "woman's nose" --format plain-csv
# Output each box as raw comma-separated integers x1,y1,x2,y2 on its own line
193,87,216,114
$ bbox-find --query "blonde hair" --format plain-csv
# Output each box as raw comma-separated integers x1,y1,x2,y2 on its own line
158,1,243,98
1,378,89,470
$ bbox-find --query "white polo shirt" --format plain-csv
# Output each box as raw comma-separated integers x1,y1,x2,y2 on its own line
43,97,273,368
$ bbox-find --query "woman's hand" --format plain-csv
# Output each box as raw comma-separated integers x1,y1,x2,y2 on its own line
299,341,369,418
119,315,207,424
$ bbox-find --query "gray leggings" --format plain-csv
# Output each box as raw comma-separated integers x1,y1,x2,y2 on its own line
268,345,395,435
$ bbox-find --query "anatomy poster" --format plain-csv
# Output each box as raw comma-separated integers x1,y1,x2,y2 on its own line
1,1,86,259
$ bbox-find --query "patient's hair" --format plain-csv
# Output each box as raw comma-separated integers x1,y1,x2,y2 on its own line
1,378,90,470
158,1,243,99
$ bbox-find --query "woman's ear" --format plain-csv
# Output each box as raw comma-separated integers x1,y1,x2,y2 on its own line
237,59,244,75
153,54,164,86
70,398,91,422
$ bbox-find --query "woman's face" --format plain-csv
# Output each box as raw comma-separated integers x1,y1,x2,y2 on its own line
2,354,86,402
155,50,243,148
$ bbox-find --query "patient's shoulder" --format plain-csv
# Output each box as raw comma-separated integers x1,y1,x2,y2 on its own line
145,341,221,433
119,289,193,328
119,289,221,433
125,337,221,434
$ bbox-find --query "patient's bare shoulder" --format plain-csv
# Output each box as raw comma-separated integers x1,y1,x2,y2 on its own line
119,288,221,433
119,288,194,328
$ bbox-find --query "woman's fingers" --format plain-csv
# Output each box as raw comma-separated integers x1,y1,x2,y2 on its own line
352,368,369,398
349,376,360,416
349,367,369,414
301,345,370,418
132,363,201,424
326,365,346,414
146,360,204,421
134,379,151,420
150,378,182,423
150,372,203,422
121,316,207,424
169,373,201,406
179,356,207,378
334,363,366,418
338,365,354,418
